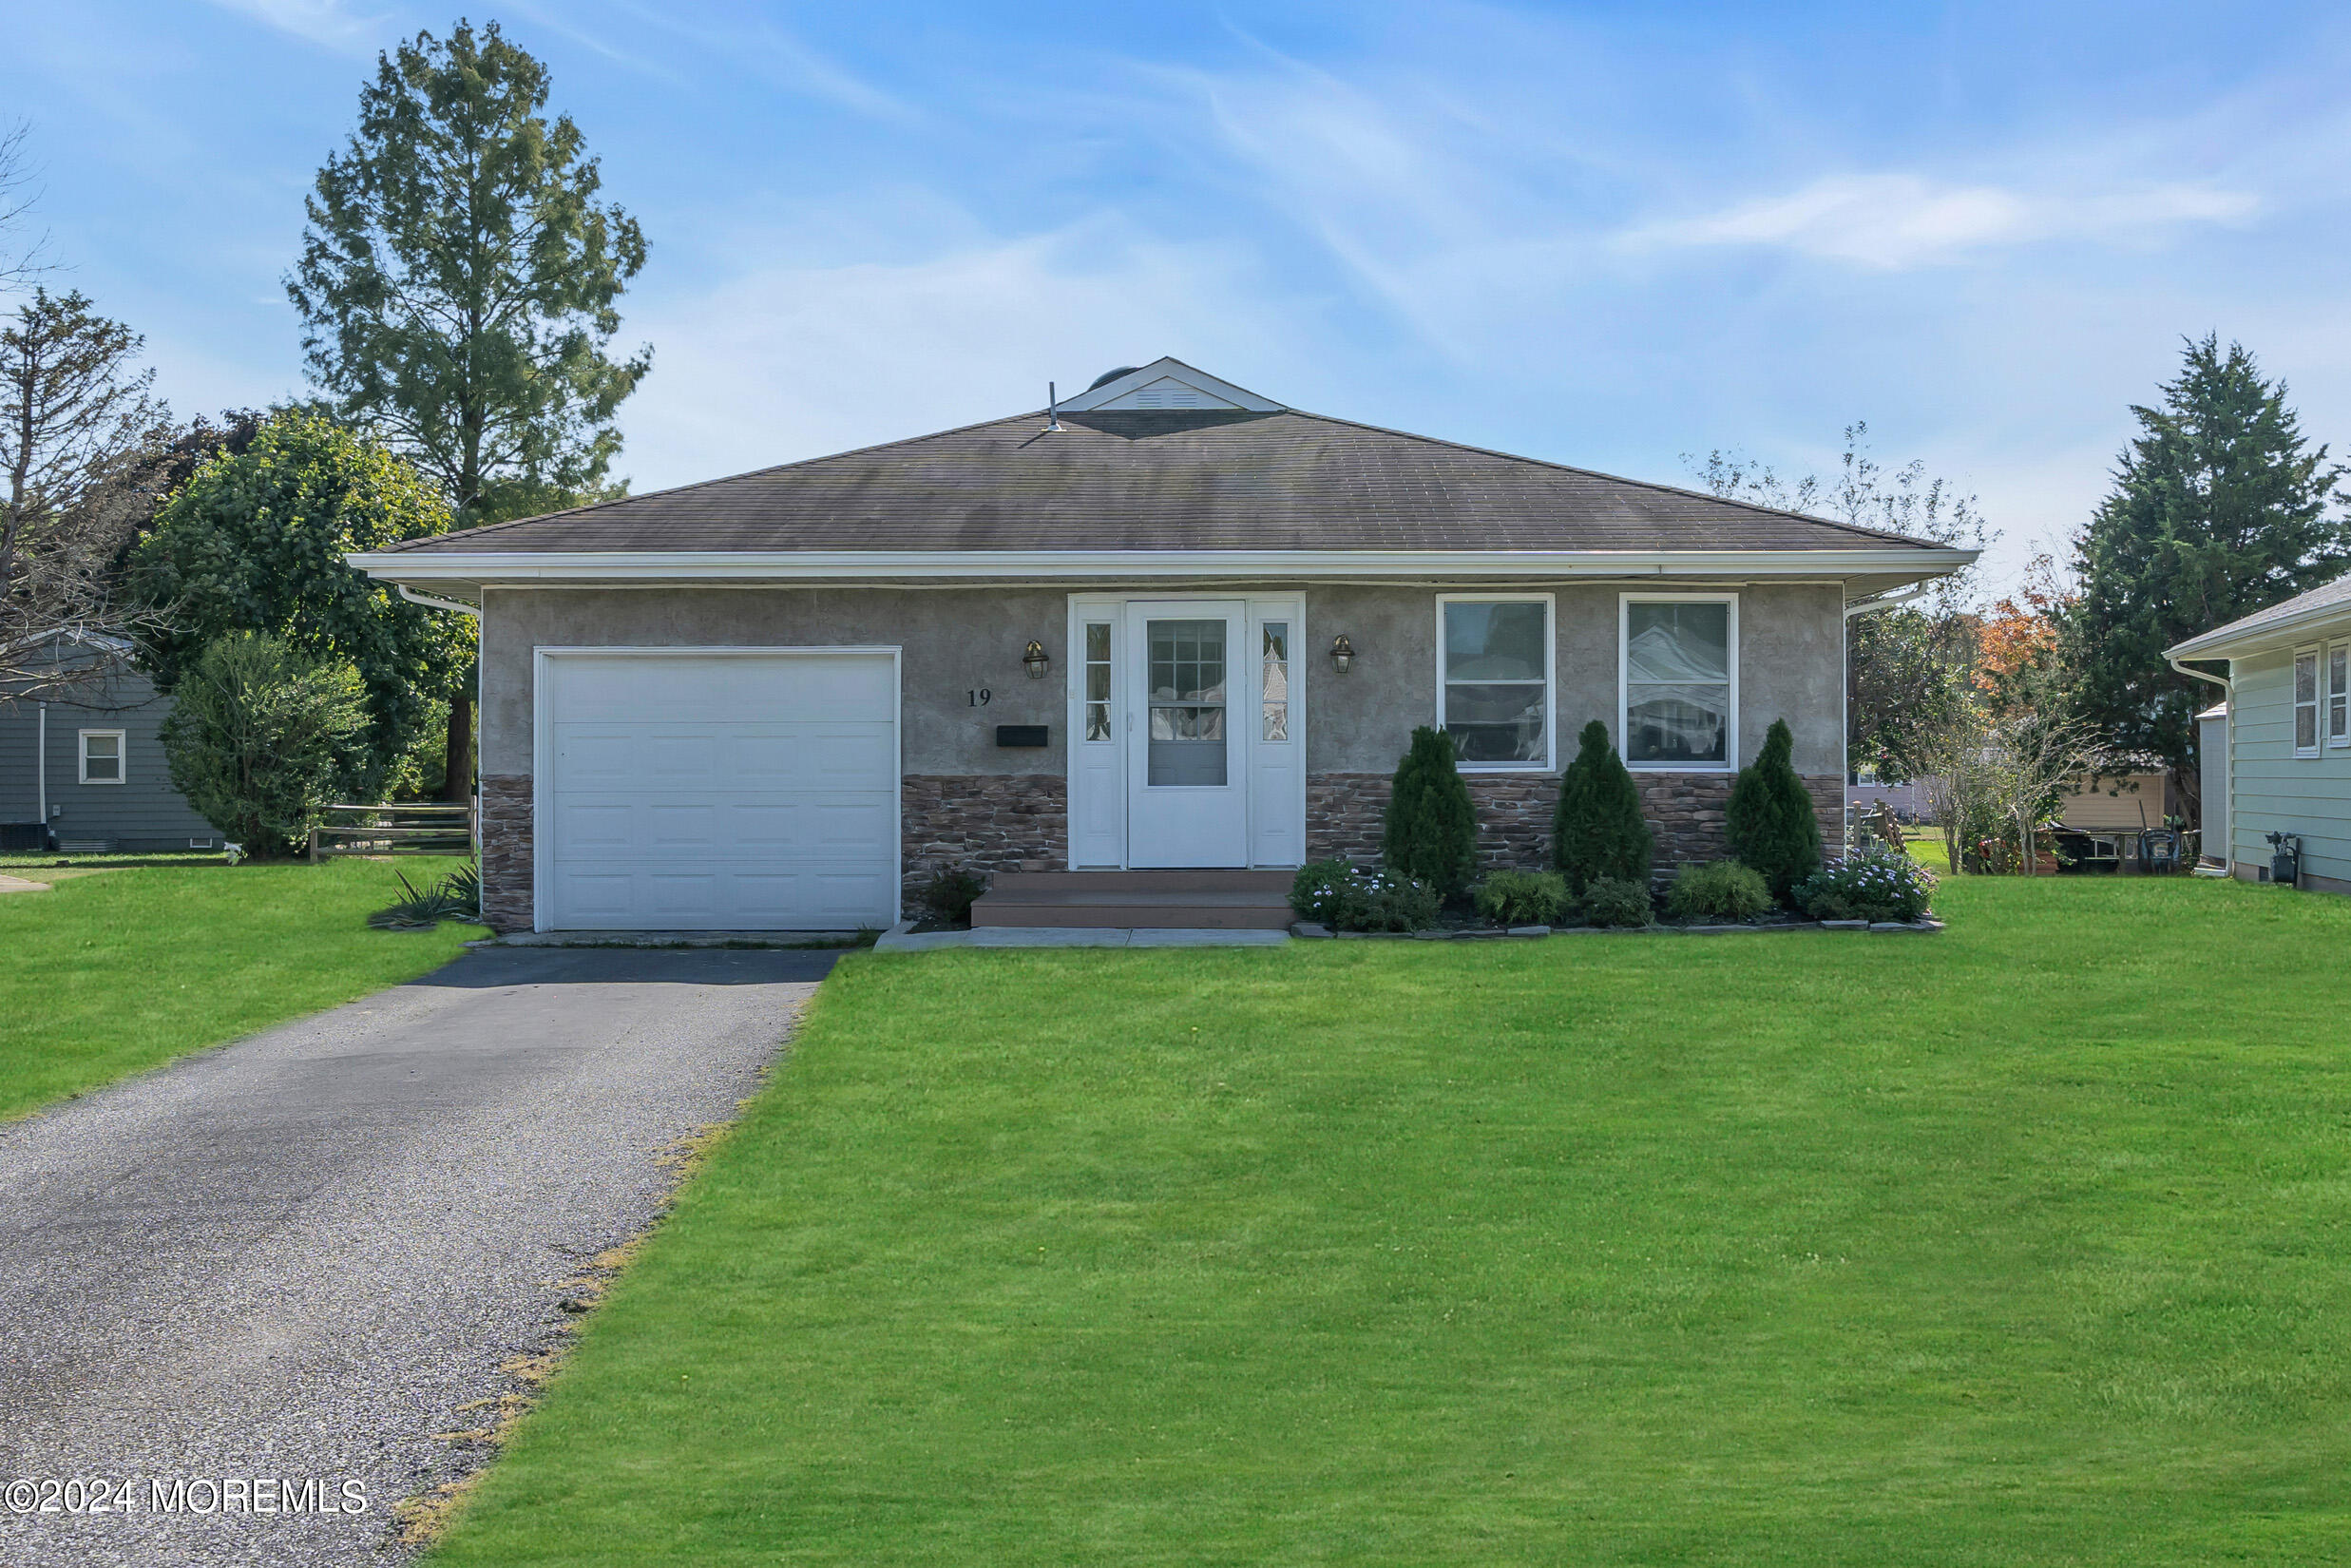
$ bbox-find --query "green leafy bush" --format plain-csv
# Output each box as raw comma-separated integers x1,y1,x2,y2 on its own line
1383,726,1478,897
1666,861,1774,923
1727,717,1823,902
1794,847,1938,924
920,868,990,925
1577,876,1654,929
160,632,373,857
1474,870,1569,927
1554,720,1653,893
1290,861,1441,931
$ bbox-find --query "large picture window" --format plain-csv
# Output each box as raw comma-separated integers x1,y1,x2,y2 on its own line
1438,596,1553,769
1621,596,1735,769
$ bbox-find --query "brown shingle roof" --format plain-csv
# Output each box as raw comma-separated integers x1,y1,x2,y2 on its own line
379,407,1950,556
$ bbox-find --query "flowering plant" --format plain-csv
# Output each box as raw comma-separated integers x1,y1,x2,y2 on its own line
1793,845,1937,924
1289,860,1442,931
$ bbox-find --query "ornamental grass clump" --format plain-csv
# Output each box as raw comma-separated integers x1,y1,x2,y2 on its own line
1577,876,1654,929
1794,846,1938,924
1383,726,1478,898
1726,717,1823,903
1554,720,1653,894
1473,870,1569,927
1665,861,1774,923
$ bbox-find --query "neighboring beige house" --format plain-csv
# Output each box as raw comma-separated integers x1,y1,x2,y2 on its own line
2167,571,2351,893
350,358,1974,934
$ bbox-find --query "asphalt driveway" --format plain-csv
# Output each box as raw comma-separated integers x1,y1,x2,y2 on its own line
0,946,837,1567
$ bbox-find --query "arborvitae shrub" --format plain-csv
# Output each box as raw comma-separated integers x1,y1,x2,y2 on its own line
1553,719,1653,894
1726,717,1823,902
1383,725,1478,897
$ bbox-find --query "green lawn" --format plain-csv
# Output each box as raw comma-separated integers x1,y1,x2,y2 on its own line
0,857,476,1121
433,871,2351,1566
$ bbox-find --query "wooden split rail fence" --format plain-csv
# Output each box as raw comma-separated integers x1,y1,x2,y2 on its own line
308,802,476,862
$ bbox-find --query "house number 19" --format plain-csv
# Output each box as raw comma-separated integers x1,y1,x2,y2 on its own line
967,688,991,706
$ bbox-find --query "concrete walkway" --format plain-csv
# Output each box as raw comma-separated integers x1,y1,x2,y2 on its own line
0,947,834,1567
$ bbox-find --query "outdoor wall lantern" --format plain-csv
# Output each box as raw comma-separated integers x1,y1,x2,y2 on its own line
1023,640,1051,679
1329,634,1355,674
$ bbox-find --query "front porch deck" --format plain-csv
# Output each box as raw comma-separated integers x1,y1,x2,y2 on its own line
970,870,1294,930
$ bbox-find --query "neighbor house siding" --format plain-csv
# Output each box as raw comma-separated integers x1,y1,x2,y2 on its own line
2227,647,2351,889
0,656,218,851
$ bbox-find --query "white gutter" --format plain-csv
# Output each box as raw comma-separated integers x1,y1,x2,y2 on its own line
399,584,482,618
1844,583,1934,618
35,703,46,831
350,545,1978,585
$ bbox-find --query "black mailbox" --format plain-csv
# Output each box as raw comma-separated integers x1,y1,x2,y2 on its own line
995,724,1049,749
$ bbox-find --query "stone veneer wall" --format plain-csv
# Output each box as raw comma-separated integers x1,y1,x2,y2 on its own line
901,774,1066,903
1307,771,1845,877
478,774,533,933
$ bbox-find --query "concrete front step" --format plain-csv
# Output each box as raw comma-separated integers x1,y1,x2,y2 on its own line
972,870,1295,930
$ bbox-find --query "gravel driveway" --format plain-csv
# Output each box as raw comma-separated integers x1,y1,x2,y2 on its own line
0,946,836,1567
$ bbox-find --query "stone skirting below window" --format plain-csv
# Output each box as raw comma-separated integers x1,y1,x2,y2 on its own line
478,774,533,933
1307,770,1845,874
902,774,1067,903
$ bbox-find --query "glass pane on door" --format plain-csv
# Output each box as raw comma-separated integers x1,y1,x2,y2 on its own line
1147,618,1228,786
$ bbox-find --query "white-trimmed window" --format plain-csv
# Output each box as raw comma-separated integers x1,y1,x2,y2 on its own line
1437,594,1554,770
2330,642,2349,749
2294,648,2321,755
79,729,125,784
1621,594,1738,770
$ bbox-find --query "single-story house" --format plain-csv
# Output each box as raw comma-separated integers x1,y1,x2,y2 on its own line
2167,570,2351,892
0,634,220,853
350,358,1976,933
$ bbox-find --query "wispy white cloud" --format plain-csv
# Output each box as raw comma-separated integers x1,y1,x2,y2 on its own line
606,3,915,123
1626,173,2258,269
203,0,387,54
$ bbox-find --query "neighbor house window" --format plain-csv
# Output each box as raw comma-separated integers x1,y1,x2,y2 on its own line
1621,595,1736,769
1438,595,1553,769
79,730,124,784
1083,621,1113,741
1261,621,1290,741
2294,648,2321,755
2330,643,2349,749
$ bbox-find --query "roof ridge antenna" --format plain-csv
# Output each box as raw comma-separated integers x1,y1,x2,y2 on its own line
1044,381,1062,433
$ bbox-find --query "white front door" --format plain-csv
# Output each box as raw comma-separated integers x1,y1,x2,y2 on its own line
1125,600,1250,868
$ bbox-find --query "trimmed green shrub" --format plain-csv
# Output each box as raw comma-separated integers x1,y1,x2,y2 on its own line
1554,720,1653,894
920,868,989,925
1665,860,1773,923
1727,717,1823,902
1290,860,1353,924
1794,847,1938,923
1578,876,1654,928
1383,726,1478,897
1474,870,1569,927
160,632,373,857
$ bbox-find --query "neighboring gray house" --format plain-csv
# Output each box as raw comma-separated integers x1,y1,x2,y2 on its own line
2168,571,2351,893
0,635,220,853
349,357,1976,934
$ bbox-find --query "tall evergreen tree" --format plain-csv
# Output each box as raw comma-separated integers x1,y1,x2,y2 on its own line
288,20,650,796
1725,718,1823,902
1383,726,1478,897
2066,336,2350,814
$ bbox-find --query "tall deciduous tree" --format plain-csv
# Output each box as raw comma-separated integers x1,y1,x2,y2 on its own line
129,412,472,800
288,20,651,797
1688,424,1988,782
2065,335,2350,817
1,287,171,694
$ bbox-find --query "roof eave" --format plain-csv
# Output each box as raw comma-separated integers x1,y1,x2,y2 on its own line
350,545,1978,589
2167,598,2351,661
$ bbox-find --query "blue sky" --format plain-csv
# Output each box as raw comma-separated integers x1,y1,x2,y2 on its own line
10,1,2351,593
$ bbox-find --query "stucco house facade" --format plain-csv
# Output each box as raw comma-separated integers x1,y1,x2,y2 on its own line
2168,570,2351,893
352,359,1974,933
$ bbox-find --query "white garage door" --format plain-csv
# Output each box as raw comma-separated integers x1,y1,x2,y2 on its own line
540,650,898,930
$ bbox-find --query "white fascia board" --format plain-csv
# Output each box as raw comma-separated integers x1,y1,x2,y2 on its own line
349,546,1978,584
1057,358,1284,413
2168,602,2351,661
